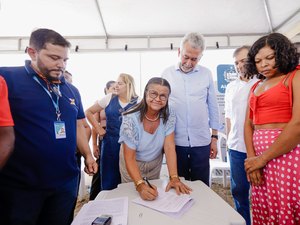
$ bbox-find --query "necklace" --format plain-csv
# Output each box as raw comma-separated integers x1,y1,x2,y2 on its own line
145,114,160,122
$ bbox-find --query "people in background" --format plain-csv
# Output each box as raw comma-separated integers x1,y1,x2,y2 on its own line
119,77,192,201
0,28,97,225
0,76,14,169
294,42,300,63
63,70,92,215
224,46,257,225
162,32,219,186
89,80,116,200
63,70,92,169
244,33,300,225
86,73,139,190
64,70,73,83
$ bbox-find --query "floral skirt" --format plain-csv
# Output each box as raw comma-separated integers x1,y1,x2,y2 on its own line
252,129,300,225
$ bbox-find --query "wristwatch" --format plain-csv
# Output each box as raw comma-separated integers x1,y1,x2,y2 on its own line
211,134,218,140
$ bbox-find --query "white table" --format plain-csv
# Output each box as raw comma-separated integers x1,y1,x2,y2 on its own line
96,178,246,225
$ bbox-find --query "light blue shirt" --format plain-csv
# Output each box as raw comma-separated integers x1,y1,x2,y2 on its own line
119,109,176,161
162,64,220,147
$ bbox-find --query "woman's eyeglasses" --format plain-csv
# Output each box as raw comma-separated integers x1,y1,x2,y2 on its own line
147,90,168,101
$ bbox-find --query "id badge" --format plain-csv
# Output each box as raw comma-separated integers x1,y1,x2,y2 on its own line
54,121,66,139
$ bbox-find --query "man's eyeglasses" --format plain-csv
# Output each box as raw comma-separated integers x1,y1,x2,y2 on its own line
147,90,168,101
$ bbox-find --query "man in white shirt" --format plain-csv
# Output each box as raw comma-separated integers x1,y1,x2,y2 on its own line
224,46,257,225
162,32,219,186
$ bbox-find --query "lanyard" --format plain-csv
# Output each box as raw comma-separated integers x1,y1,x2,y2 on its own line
32,76,62,121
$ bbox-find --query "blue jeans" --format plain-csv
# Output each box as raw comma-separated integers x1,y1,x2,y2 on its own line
0,176,78,225
175,145,210,186
228,149,251,225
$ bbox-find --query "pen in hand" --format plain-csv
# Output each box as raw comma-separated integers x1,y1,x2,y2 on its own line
143,177,154,189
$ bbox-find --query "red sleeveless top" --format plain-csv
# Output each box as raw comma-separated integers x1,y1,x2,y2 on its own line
249,67,299,125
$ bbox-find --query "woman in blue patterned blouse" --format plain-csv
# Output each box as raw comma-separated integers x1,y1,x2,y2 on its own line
119,77,192,201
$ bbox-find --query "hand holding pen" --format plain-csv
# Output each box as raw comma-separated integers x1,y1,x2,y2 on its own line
136,177,158,201
143,177,154,189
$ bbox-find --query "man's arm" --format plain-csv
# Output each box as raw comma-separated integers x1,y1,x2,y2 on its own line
0,77,15,169
0,126,14,169
210,129,218,159
207,74,219,159
81,118,91,140
77,119,97,175
225,118,231,139
224,83,232,139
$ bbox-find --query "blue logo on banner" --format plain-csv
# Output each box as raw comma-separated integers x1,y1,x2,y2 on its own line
217,64,237,93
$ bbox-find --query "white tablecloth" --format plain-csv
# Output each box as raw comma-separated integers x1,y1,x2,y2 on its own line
96,178,246,225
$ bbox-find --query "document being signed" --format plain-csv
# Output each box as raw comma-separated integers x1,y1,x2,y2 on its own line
132,188,194,217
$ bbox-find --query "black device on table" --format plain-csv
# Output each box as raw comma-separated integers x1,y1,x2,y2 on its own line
91,215,112,225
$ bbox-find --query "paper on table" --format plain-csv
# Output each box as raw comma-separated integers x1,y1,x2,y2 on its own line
132,188,193,215
71,197,128,225
164,198,195,219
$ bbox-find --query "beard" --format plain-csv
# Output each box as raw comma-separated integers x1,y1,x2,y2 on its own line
179,63,193,73
36,60,63,82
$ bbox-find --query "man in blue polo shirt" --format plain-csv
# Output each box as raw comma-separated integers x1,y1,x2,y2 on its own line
0,28,97,225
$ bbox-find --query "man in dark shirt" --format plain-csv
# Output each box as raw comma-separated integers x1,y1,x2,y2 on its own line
0,28,97,225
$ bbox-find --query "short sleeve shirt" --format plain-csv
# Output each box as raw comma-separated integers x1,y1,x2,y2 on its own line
119,108,176,161
0,61,85,189
0,76,14,126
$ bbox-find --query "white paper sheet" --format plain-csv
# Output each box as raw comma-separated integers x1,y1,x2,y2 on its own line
71,197,128,225
164,198,195,218
132,188,193,217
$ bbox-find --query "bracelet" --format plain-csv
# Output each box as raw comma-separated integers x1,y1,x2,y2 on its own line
211,134,218,140
169,174,180,181
135,179,145,190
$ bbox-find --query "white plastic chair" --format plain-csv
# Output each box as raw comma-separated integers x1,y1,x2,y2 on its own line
209,132,230,187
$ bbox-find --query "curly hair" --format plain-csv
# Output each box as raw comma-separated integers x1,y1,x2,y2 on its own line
245,33,299,79
123,77,171,124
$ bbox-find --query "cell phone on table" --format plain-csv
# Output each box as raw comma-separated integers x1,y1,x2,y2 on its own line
91,214,112,225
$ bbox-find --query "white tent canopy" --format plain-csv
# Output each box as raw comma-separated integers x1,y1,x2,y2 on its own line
0,0,300,53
